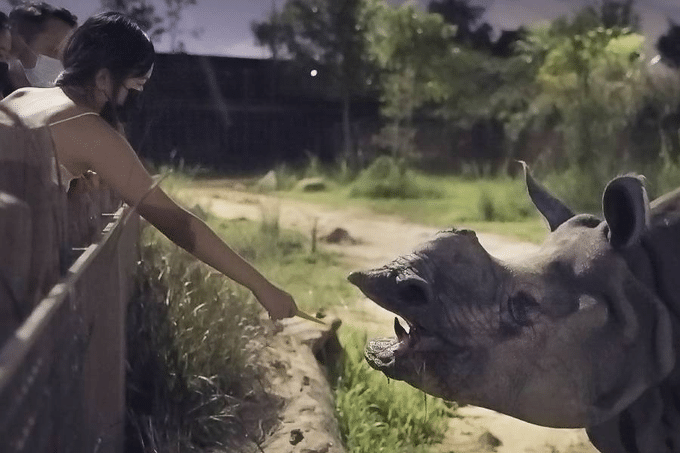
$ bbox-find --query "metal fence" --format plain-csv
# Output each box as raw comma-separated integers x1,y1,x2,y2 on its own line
0,207,139,453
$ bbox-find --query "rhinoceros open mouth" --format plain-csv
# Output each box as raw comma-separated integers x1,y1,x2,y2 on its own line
365,317,451,375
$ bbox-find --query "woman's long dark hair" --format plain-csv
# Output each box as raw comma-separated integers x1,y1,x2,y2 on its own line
57,12,154,93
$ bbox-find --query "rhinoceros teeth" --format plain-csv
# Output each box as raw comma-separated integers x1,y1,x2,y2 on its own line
394,317,408,341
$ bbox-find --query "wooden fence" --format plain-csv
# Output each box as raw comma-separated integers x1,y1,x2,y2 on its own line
0,203,138,453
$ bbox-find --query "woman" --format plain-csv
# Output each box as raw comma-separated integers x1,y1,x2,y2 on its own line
0,12,297,320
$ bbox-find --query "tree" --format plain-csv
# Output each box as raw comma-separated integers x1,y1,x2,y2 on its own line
653,22,680,163
252,0,375,167
427,0,491,50
599,0,640,31
251,3,287,63
363,0,455,161
163,0,200,52
101,0,200,51
657,22,680,69
518,13,645,170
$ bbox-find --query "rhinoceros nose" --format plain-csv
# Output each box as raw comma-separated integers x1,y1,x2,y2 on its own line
348,269,389,295
347,271,368,287
348,269,432,307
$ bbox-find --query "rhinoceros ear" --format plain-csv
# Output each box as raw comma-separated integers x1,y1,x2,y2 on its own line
602,175,650,249
519,161,574,231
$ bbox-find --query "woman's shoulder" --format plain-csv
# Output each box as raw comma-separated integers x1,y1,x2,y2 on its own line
1,87,81,128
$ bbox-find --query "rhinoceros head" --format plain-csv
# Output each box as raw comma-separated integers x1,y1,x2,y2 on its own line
348,165,676,429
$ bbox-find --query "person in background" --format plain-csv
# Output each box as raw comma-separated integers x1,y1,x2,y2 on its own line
0,12,297,321
0,12,12,99
8,2,77,89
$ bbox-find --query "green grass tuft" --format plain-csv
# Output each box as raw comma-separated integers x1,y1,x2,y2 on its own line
335,328,455,453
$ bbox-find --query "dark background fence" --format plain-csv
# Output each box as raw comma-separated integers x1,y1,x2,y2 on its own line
128,53,380,173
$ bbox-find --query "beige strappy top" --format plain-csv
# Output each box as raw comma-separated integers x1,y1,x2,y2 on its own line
48,111,101,190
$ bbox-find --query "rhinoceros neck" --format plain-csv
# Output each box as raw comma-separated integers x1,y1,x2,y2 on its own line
642,214,680,323
588,216,680,453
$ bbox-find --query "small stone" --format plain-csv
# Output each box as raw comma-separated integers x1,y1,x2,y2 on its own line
478,430,502,449
290,429,304,445
295,177,327,192
321,227,359,245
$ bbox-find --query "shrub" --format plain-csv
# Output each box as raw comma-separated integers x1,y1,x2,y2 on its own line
477,181,535,222
541,166,607,214
350,156,443,199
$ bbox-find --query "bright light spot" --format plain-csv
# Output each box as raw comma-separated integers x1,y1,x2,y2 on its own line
310,69,318,77
650,55,661,65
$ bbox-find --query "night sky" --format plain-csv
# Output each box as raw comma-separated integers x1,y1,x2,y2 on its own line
6,0,680,57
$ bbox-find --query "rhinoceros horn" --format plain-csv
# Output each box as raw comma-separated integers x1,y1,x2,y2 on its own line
518,161,574,231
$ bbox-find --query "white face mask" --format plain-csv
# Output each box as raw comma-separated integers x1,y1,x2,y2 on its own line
23,54,64,88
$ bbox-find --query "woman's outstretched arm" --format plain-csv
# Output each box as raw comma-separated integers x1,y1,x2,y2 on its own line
51,114,297,319
136,187,296,320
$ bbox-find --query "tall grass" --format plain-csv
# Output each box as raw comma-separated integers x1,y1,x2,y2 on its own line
335,328,455,453
126,225,270,452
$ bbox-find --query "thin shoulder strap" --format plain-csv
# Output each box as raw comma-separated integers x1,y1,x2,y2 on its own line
48,111,100,127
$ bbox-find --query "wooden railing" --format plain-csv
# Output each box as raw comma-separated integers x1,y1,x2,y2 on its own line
0,204,139,453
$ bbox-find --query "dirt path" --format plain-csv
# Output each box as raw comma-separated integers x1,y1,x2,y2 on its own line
182,186,600,453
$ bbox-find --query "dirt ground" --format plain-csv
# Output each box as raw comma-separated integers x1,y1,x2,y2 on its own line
180,184,601,453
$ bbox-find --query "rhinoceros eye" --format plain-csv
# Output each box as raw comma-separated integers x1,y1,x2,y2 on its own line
507,292,538,327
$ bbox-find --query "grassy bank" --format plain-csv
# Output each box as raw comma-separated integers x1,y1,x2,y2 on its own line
126,223,268,452
127,171,465,452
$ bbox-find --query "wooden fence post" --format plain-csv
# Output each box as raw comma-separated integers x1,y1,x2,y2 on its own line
0,193,31,345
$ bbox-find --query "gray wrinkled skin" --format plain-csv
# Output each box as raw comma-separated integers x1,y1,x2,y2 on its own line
349,166,680,453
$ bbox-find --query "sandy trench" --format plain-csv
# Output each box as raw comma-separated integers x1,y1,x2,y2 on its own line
181,186,600,453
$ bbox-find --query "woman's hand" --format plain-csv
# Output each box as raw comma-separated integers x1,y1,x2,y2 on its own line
255,284,297,321
68,170,101,195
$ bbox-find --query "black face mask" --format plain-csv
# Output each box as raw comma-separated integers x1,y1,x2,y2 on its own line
0,61,9,96
100,88,144,127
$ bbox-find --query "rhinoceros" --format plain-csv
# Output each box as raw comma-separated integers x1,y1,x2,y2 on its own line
348,164,680,453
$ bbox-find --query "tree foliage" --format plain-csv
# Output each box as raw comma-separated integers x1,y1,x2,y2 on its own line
657,22,680,69
101,0,164,40
427,0,492,50
517,7,645,169
362,0,455,159
101,0,200,51
252,0,372,95
249,0,654,172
